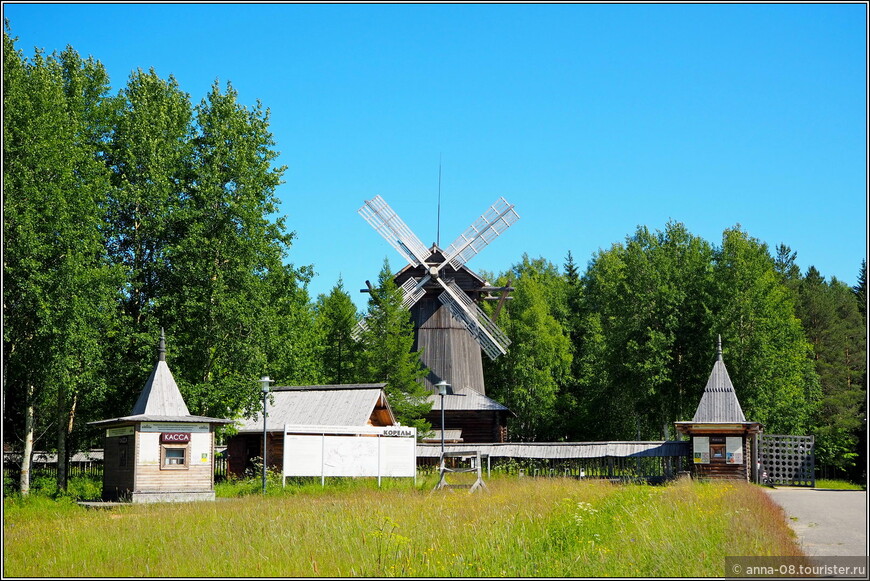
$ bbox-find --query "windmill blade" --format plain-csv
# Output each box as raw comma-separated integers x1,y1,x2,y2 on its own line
354,275,430,342
443,197,519,270
399,275,430,309
437,279,511,360
351,316,369,342
359,195,431,267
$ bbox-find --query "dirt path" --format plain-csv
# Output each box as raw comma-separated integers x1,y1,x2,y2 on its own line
764,487,867,557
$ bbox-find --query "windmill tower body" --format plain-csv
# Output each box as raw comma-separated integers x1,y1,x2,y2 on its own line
395,247,487,394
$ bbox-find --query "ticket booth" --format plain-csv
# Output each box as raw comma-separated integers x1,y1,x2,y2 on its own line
674,337,762,481
89,331,231,503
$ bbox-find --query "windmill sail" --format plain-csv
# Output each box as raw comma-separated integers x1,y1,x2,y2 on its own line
352,276,430,341
443,197,519,270
359,195,431,267
351,316,368,341
399,275,429,309
437,279,511,360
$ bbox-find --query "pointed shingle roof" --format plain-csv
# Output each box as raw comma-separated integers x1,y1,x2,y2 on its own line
130,330,190,416
89,330,230,426
691,336,746,423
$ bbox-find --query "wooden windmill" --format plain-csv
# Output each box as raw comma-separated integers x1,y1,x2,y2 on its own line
355,195,519,397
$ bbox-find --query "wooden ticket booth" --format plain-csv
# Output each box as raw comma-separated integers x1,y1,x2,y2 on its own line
674,337,762,481
89,331,231,503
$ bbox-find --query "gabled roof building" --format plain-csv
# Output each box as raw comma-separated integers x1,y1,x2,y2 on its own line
225,383,399,477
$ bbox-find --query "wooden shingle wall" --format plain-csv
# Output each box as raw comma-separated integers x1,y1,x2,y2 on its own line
413,296,487,394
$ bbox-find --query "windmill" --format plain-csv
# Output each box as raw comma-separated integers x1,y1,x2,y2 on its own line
354,195,519,396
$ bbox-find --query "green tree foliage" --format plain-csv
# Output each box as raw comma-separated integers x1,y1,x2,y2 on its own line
574,222,716,440
710,228,820,434
3,28,120,491
156,80,310,419
855,259,866,319
314,278,362,384
485,256,572,441
102,67,194,411
358,261,431,431
796,267,866,475
3,28,316,489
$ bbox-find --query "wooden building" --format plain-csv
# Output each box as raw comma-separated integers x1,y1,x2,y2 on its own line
89,331,231,503
674,337,762,480
422,385,512,444
225,384,398,478
394,246,513,442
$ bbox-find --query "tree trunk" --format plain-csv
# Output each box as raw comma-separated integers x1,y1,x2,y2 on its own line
19,384,34,496
55,389,73,492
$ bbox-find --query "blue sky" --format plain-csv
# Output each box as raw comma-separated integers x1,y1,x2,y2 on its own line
5,2,867,310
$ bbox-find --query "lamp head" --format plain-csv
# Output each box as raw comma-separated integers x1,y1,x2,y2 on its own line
435,380,450,396
260,375,273,394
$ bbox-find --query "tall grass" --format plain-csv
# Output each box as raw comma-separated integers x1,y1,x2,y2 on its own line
814,478,865,490
3,477,806,577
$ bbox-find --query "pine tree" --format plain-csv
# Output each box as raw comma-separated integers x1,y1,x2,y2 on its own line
359,260,431,431
315,278,362,384
797,267,866,475
855,259,866,319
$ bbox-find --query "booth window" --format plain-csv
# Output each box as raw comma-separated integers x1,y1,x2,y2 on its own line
161,445,189,469
710,444,726,461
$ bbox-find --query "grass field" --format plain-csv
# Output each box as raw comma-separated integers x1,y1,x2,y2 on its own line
814,478,866,490
3,476,808,577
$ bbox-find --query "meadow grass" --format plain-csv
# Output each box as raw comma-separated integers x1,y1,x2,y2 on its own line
814,478,865,490
3,476,807,578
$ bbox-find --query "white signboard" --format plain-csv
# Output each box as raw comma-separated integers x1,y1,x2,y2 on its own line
379,436,416,477
726,437,744,464
283,435,323,476
283,425,416,484
693,436,710,464
140,422,209,433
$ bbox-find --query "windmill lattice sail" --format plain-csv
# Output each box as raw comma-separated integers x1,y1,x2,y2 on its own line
359,195,431,267
443,197,519,270
437,279,511,360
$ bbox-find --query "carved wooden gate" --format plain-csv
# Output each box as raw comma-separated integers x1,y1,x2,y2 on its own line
758,434,815,487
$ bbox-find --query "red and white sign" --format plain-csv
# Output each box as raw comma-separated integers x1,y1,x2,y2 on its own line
160,432,191,443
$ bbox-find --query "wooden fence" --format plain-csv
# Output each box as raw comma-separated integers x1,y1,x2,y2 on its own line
417,441,692,483
5,442,691,488
4,449,230,484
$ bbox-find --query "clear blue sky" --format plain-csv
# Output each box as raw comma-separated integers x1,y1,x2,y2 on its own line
5,2,867,310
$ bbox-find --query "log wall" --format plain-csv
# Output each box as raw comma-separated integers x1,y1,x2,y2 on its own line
425,410,507,443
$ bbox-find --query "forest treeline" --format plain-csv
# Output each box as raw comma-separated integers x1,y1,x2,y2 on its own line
3,27,866,493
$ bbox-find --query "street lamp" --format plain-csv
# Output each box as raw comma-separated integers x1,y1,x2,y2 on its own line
435,381,450,458
259,375,274,494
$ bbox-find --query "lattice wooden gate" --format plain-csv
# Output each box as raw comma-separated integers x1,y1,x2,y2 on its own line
758,434,815,487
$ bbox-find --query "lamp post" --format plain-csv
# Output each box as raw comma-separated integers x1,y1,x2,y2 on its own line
435,381,450,458
259,375,274,494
